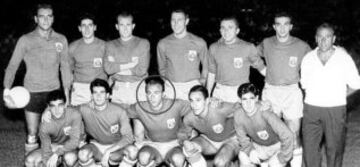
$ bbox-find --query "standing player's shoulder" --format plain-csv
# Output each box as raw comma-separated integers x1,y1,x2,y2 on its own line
52,31,68,42
158,34,173,45
292,37,311,49
187,32,207,47
68,38,82,51
135,36,150,48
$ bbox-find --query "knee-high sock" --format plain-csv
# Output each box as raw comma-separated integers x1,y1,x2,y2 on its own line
290,147,302,167
182,147,206,167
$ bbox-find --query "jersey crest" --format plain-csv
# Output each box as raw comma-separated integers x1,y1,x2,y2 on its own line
107,56,115,62
166,118,176,129
212,123,224,134
63,126,71,136
288,56,298,67
93,58,103,68
55,42,63,53
233,57,243,68
187,50,197,62
257,130,269,140
110,124,119,134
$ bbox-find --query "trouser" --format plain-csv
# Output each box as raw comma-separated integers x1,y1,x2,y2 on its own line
302,103,346,167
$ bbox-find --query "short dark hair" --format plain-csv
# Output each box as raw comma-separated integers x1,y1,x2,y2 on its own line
90,79,111,94
116,11,134,23
79,13,96,25
221,16,239,28
316,23,335,36
47,90,66,105
171,8,189,19
237,83,260,98
189,85,209,99
274,11,292,24
35,3,53,15
145,76,165,93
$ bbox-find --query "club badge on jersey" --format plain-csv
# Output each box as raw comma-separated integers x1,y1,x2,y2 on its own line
167,118,176,129
55,42,63,53
107,55,115,62
233,57,243,69
63,126,72,136
257,130,269,140
110,124,119,134
93,58,103,68
187,50,197,62
289,56,298,67
212,124,224,134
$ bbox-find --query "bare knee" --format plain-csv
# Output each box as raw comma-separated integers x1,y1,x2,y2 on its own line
124,145,138,160
78,147,93,163
25,151,41,167
63,152,78,167
214,156,229,167
138,147,153,166
169,151,185,167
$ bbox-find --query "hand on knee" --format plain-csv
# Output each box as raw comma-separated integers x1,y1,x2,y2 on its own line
238,151,256,167
214,156,230,167
125,145,139,161
169,152,186,167
138,150,153,166
78,148,95,166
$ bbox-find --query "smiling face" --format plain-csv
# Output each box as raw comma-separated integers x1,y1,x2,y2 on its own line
240,92,258,115
116,16,135,40
220,19,239,44
146,83,164,109
49,99,66,119
171,12,189,36
91,86,109,107
79,18,96,39
35,8,54,31
189,91,207,116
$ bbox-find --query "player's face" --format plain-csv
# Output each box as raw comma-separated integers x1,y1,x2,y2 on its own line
189,91,207,116
146,84,164,108
49,99,66,119
240,92,258,114
35,8,54,31
79,19,96,39
273,16,293,39
171,12,189,35
316,27,336,52
116,16,135,39
91,86,109,106
220,20,239,43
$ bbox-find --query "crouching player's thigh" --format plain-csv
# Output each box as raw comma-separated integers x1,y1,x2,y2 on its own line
137,145,162,167
25,149,42,167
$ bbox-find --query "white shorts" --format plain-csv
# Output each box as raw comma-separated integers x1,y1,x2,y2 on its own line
71,82,91,106
135,140,179,160
212,83,240,103
262,83,303,120
164,80,200,100
112,80,147,105
90,141,116,155
197,134,240,152
239,142,284,167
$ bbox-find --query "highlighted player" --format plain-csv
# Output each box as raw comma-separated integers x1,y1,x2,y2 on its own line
257,12,311,166
235,83,294,167
127,76,190,167
68,13,107,106
157,8,208,100
104,11,150,105
25,90,82,167
207,16,265,103
3,3,71,154
178,85,241,167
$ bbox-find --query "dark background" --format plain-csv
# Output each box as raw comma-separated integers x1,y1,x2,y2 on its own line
1,0,360,92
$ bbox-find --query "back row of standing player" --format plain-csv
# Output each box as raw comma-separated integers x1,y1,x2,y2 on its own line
3,3,360,167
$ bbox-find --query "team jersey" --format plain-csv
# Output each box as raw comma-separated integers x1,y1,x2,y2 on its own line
127,99,191,142
68,37,107,83
208,38,265,86
157,33,208,82
257,36,311,85
4,28,71,92
39,108,83,163
104,36,150,82
178,102,240,142
234,102,294,162
79,102,133,145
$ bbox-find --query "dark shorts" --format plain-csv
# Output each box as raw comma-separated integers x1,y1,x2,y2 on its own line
24,91,53,113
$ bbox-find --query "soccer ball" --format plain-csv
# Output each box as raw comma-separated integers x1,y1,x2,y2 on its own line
7,86,30,108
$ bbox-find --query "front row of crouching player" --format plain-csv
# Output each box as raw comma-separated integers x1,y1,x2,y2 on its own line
26,77,294,167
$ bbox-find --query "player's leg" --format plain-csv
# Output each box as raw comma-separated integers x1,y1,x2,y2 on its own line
109,144,138,167
137,145,162,167
213,139,239,167
238,151,256,167
166,146,186,167
25,149,42,167
191,135,217,155
78,144,102,167
302,104,323,167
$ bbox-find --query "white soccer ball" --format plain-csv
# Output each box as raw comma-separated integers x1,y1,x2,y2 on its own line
8,86,30,108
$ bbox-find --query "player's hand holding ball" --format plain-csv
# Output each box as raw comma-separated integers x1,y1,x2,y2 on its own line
3,86,30,109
